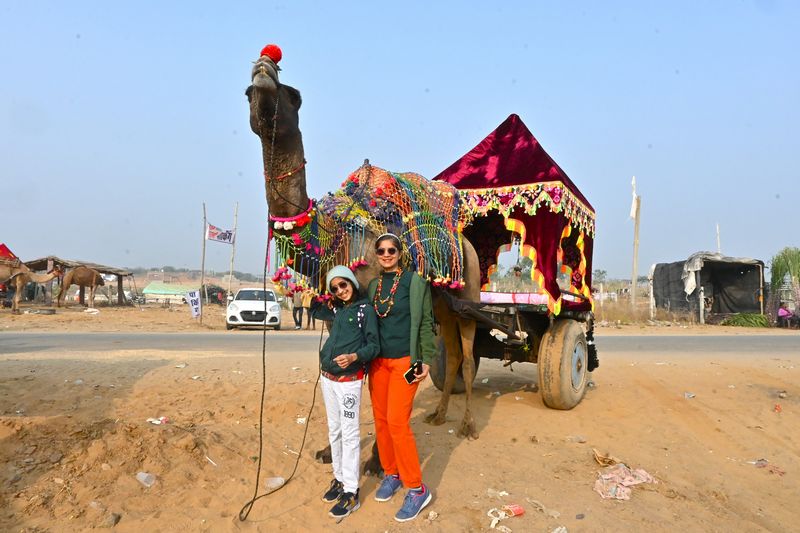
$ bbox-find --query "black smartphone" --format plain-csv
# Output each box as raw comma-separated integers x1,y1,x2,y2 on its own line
403,362,421,384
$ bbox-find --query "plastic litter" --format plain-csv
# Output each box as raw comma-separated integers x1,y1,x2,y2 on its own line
774,404,782,413
487,488,509,499
592,448,621,466
551,527,568,533
175,363,187,368
135,472,156,488
482,378,489,384
191,375,201,380
684,392,695,399
593,463,655,500
296,417,307,425
525,497,560,519
748,458,785,476
426,511,439,521
146,416,169,425
778,390,787,399
264,476,286,490
502,504,525,516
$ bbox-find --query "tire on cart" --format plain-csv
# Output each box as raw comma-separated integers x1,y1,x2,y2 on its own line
429,336,480,394
538,318,588,410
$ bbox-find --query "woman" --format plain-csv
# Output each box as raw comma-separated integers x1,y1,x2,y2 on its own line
315,266,380,520
367,233,436,522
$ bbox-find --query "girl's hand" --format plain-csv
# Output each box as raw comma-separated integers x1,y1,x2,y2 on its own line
333,353,357,369
413,363,430,383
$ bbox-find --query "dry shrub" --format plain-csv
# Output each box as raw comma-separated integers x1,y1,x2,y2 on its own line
594,297,695,325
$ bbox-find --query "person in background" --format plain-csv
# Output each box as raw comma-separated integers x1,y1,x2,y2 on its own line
367,233,436,522
302,288,316,330
777,302,797,328
292,289,304,330
314,265,380,521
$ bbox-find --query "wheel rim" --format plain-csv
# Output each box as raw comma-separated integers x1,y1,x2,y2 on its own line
571,341,586,391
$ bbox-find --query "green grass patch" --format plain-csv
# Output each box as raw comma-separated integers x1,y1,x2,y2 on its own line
720,313,770,327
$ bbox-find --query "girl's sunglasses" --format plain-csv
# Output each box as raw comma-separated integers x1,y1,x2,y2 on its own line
376,247,397,256
330,281,350,292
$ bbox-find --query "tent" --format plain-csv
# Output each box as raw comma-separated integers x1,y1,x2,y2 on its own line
651,252,765,319
434,114,595,314
142,282,199,304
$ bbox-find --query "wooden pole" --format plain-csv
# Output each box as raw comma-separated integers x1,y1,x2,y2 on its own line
200,203,207,324
227,202,239,300
630,195,641,313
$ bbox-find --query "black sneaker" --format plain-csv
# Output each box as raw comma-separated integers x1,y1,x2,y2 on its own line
322,478,343,503
329,489,360,519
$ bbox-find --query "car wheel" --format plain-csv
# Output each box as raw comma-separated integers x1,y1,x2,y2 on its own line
226,323,234,331
274,322,281,331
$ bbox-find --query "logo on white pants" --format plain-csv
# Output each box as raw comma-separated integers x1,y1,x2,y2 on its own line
343,394,357,410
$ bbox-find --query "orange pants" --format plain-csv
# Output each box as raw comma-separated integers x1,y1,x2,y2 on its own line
368,356,422,488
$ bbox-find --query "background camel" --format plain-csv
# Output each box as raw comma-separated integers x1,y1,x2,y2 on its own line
247,45,481,439
57,266,105,308
0,260,62,314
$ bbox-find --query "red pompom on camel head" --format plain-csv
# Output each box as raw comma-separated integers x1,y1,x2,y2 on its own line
260,44,282,64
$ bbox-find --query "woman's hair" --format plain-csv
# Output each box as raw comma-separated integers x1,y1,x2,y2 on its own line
375,233,402,251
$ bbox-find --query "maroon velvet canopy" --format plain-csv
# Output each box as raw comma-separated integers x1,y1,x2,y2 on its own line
434,114,595,314
434,114,593,210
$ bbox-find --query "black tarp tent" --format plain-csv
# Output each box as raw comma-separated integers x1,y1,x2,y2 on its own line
652,252,764,318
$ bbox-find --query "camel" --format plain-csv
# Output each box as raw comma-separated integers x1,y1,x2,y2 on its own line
0,260,62,314
247,45,481,440
57,265,105,308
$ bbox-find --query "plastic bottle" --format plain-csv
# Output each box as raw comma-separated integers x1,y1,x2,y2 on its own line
136,472,156,488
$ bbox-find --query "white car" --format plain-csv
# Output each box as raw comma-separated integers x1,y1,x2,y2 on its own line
226,288,282,330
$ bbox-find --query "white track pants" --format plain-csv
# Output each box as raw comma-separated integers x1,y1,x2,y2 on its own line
321,376,362,494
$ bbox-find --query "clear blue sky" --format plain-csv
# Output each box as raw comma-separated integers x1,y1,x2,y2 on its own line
1,1,797,279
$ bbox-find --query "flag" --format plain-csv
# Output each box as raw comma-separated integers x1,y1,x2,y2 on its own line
206,224,235,244
629,176,638,219
186,290,202,318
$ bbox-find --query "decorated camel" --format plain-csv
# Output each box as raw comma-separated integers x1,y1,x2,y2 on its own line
0,260,62,314
247,45,481,439
57,265,105,308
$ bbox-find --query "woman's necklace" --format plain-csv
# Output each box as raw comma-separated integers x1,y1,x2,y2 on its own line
373,268,402,318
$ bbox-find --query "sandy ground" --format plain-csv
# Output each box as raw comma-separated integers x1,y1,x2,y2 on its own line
1,304,799,532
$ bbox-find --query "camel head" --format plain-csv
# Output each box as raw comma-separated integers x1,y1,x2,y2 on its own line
245,44,308,218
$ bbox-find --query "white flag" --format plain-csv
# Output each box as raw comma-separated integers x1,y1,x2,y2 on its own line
206,223,235,244
629,175,638,219
186,290,202,318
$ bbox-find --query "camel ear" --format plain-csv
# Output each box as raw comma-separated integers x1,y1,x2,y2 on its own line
245,85,254,103
284,85,302,110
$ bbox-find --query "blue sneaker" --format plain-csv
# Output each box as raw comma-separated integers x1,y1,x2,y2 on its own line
374,474,402,502
394,484,432,522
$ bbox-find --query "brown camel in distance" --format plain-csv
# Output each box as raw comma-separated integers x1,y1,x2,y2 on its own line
247,46,481,440
0,261,62,314
57,266,105,308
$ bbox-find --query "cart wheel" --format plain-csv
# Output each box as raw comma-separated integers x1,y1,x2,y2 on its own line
429,336,480,394
538,319,587,410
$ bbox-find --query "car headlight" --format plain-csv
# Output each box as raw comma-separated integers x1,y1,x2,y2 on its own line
228,304,238,313
269,304,280,313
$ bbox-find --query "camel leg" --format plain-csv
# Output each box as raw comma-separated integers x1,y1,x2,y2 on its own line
88,286,95,308
425,309,463,426
456,316,478,439
12,278,23,314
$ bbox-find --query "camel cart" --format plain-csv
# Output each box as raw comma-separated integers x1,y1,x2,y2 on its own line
429,114,598,410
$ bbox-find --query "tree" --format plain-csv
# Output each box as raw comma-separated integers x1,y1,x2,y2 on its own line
593,269,608,284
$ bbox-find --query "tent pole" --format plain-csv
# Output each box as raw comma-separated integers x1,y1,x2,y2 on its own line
200,202,207,324
697,271,705,325
759,263,764,315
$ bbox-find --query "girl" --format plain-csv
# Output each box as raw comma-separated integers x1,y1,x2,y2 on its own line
315,265,380,520
367,233,436,522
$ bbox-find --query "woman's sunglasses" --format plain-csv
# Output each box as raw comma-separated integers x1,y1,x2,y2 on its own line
376,247,398,256
330,281,350,292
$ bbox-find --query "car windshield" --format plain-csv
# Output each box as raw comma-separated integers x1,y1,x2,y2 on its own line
235,290,276,302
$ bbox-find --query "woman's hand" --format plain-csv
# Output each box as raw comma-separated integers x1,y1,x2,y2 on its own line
333,353,357,369
413,363,430,383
